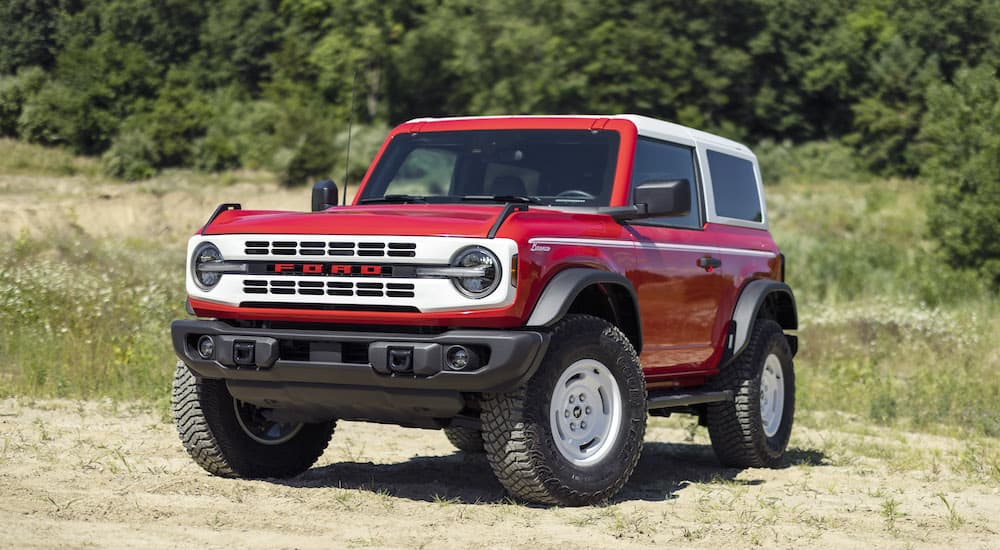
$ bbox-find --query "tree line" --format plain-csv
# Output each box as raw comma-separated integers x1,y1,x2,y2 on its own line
0,0,997,283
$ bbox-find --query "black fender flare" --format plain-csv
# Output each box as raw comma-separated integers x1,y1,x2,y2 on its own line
525,268,643,352
728,279,797,362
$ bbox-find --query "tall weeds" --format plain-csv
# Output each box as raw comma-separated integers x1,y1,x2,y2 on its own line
769,179,998,437
0,230,184,406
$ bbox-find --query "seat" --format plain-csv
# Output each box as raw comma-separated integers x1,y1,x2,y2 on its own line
489,175,527,196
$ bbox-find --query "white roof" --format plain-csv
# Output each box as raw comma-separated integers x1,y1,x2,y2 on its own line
617,114,752,155
405,114,753,156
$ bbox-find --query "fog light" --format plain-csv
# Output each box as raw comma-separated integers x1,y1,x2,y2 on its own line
197,336,215,359
445,346,471,371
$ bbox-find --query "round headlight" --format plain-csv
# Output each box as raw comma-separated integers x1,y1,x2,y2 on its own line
452,246,501,298
192,242,224,290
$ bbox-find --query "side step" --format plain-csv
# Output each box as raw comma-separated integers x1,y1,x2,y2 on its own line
646,390,733,410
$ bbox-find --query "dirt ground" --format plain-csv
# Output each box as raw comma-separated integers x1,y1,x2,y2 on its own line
1,399,997,549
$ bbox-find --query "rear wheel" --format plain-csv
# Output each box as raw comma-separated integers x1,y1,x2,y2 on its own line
172,362,335,478
706,320,795,468
481,315,646,505
443,426,485,452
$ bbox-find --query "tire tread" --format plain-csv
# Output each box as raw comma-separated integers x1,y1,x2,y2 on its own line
443,426,485,452
706,320,794,468
481,315,646,505
171,361,335,478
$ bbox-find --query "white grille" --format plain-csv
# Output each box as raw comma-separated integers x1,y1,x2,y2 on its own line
242,279,416,298
243,240,417,258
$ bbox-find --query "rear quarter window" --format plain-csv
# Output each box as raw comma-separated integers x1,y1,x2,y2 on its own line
707,150,762,223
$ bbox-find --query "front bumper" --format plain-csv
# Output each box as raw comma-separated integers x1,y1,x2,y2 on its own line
171,320,549,425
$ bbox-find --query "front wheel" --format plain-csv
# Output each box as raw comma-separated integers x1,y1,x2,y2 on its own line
481,315,646,506
706,320,795,468
172,362,335,478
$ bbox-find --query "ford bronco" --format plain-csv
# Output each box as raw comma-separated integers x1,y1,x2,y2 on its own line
171,115,798,505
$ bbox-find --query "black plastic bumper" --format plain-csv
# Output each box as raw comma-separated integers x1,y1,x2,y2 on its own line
171,320,550,425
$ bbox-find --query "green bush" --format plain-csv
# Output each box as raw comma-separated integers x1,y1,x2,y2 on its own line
920,66,1000,289
194,92,282,172
194,126,240,172
101,128,159,181
16,80,81,147
224,100,284,169
0,67,46,136
281,131,337,186
134,71,212,167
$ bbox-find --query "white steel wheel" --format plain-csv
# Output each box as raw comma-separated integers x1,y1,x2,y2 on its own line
759,354,785,438
549,359,624,466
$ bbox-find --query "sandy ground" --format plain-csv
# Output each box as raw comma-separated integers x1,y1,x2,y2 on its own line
1,399,997,550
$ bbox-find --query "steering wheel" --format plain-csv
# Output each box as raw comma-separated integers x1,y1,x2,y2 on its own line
555,189,596,200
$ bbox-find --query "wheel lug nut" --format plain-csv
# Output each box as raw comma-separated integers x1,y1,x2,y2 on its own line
585,406,592,414
569,395,575,403
564,410,570,418
579,393,585,402
580,421,587,429
570,422,576,431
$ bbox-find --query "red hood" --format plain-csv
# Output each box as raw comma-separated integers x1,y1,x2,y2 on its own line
202,204,509,238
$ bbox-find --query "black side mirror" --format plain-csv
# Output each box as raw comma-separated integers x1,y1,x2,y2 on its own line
634,179,690,217
311,179,339,211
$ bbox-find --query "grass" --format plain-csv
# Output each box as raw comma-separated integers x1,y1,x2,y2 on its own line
880,496,903,531
937,494,965,529
0,228,185,411
0,138,102,178
768,179,1000,437
0,139,997,441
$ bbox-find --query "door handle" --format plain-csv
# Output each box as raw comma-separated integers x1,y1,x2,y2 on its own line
697,256,722,272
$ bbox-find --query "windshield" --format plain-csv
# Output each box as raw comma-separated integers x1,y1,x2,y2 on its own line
358,130,620,207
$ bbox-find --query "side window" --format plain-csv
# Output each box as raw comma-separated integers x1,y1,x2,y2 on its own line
630,138,700,228
385,148,457,196
707,150,762,222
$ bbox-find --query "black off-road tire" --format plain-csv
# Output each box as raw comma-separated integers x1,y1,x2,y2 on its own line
481,315,646,506
443,426,485,452
172,362,336,478
706,320,795,468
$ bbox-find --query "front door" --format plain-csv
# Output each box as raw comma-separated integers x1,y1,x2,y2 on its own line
626,138,728,382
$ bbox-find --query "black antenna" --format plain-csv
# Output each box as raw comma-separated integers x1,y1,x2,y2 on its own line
343,70,357,205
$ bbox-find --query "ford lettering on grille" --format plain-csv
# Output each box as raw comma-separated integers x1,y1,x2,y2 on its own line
267,263,389,276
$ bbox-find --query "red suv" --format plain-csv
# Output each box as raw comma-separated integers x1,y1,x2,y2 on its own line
171,115,798,505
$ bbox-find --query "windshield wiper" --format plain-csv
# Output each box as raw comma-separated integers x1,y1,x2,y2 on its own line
359,194,429,204
460,195,540,204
